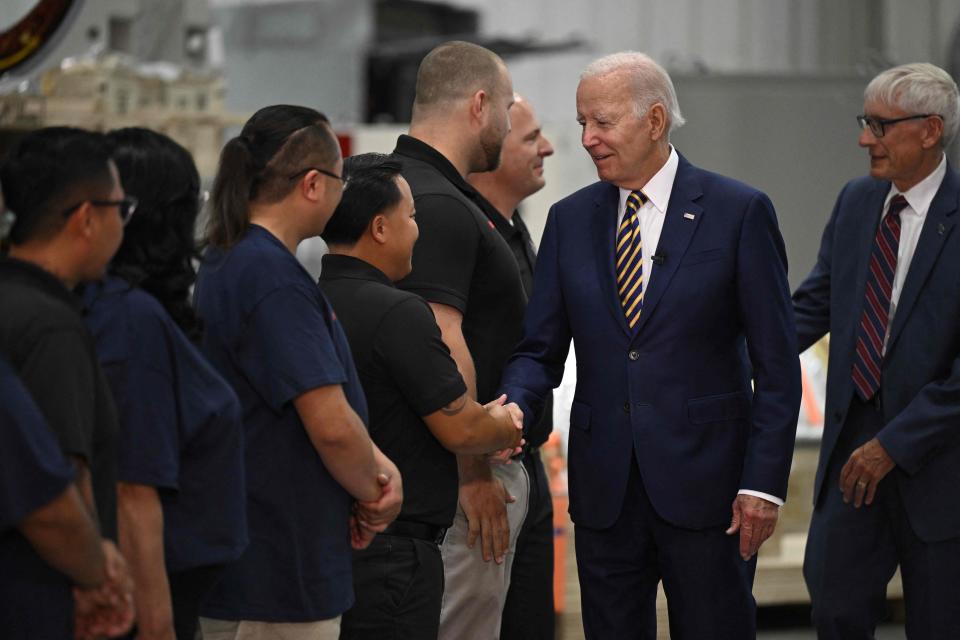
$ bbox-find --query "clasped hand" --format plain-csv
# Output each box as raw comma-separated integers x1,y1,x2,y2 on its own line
484,394,524,464
351,469,403,550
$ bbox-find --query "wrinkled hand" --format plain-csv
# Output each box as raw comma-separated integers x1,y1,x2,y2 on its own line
840,437,896,507
460,473,514,564
355,472,403,533
74,540,135,639
484,395,524,464
725,495,779,561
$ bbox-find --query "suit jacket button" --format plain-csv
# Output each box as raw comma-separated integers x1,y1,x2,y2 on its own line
628,350,640,361
622,402,630,413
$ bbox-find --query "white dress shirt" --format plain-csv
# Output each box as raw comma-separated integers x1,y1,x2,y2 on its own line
616,146,678,292
880,153,947,354
617,146,783,506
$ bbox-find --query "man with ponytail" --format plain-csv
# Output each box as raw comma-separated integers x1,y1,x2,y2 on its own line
194,105,402,640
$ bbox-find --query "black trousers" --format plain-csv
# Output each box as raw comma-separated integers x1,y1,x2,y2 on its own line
340,534,443,640
804,395,960,639
575,455,757,640
501,448,555,640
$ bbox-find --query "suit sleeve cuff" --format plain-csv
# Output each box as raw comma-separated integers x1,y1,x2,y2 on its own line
738,489,784,506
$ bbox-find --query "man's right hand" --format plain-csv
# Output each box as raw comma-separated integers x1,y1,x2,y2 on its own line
459,459,514,564
74,540,135,639
483,395,524,462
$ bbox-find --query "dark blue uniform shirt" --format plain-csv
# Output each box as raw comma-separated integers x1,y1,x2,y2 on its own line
194,224,367,621
0,357,77,637
82,276,248,574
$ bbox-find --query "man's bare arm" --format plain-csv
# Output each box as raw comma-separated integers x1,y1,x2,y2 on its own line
423,393,522,455
294,384,381,502
429,302,512,563
18,482,107,588
117,482,174,639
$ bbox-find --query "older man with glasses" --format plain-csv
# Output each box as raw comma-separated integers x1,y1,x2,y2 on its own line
794,62,960,639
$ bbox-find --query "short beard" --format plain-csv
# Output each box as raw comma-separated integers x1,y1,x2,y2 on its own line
478,127,503,172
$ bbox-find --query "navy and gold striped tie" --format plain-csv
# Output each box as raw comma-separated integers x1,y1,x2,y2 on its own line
616,190,648,330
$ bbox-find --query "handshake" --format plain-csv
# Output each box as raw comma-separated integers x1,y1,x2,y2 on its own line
483,394,525,463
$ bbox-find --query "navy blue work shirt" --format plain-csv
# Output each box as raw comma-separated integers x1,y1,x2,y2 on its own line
0,356,77,637
82,276,248,574
194,224,367,622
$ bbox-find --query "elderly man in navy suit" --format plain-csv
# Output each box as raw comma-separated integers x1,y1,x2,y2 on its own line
499,52,801,639
794,62,960,639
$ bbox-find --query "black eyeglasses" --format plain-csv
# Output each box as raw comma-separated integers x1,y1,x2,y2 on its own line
856,113,939,138
61,197,139,225
287,167,344,182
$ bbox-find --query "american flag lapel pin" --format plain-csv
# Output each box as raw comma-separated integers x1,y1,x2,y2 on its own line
683,212,696,220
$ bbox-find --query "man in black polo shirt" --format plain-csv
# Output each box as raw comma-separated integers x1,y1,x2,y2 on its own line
0,127,134,631
468,94,558,640
392,40,531,640
319,153,523,639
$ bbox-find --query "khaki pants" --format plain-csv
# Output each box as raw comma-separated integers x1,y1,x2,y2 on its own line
438,461,530,640
200,616,341,640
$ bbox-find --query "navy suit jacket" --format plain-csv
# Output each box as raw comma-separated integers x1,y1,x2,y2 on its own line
793,163,960,542
500,154,801,530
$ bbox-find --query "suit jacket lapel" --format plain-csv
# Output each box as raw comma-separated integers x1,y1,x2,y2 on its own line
592,183,631,336
631,156,703,339
886,166,960,353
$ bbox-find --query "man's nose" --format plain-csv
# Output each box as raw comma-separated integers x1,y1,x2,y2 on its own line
581,125,598,148
541,137,555,157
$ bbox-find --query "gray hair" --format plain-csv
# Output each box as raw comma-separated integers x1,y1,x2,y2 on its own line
581,52,686,135
864,62,960,147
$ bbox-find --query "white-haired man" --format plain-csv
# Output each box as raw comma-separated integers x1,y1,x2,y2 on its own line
794,62,960,639
499,52,801,638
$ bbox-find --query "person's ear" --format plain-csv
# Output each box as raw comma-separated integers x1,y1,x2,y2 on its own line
648,103,667,142
299,170,325,203
470,89,488,125
64,201,96,241
370,213,388,245
921,115,945,150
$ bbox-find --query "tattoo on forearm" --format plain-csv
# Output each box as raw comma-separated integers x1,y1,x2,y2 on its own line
441,394,467,416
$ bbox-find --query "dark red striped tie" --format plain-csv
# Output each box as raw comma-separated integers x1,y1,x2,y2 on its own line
851,194,908,401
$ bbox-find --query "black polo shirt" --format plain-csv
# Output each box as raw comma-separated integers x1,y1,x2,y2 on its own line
474,202,554,448
319,254,466,527
0,258,118,537
392,134,527,405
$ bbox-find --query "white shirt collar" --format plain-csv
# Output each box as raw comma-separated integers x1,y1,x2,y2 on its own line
885,153,947,217
618,145,679,215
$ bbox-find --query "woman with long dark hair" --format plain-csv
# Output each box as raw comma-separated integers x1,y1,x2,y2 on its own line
193,105,401,640
82,128,247,640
